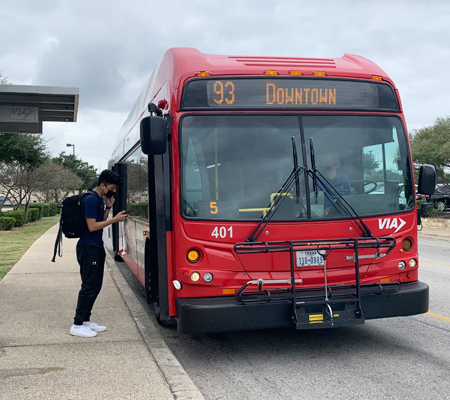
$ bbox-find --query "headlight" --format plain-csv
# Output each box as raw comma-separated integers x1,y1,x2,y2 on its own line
398,261,406,270
203,272,214,283
190,272,201,282
409,259,417,268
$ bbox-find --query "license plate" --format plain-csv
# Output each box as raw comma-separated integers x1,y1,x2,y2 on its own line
296,250,324,267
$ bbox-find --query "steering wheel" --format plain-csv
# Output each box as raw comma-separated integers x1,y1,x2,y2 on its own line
345,179,378,194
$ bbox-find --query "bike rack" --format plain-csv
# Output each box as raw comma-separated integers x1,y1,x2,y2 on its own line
234,237,396,329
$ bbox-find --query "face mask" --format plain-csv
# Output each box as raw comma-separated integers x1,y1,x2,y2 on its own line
102,185,115,198
105,190,115,198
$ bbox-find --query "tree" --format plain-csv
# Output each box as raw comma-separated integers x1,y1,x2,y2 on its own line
0,72,8,85
52,153,98,191
363,150,380,176
0,134,47,208
410,116,450,183
33,159,83,203
0,133,47,167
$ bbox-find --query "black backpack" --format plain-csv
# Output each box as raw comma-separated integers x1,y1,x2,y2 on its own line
51,192,93,262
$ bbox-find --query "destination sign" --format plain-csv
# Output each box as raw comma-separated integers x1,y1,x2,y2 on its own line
181,78,399,111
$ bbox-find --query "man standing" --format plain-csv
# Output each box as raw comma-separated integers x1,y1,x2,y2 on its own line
70,170,128,338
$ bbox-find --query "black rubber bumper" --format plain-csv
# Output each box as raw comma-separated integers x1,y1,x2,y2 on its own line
175,281,429,334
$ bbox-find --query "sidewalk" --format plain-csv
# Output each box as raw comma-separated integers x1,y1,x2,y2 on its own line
0,224,204,400
418,224,450,241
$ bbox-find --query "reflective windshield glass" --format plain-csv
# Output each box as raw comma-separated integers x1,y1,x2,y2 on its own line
180,115,413,220
303,115,414,219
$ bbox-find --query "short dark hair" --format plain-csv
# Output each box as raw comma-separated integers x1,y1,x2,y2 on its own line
98,169,122,187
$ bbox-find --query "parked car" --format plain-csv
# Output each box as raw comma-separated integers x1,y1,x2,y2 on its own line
415,185,430,201
0,196,12,206
430,184,450,211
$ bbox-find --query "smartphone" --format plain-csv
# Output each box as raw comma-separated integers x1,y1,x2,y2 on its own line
124,210,133,215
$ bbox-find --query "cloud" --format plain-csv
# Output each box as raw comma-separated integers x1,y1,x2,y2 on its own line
1,0,450,168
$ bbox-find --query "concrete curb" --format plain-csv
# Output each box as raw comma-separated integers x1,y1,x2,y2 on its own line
418,232,450,241
105,254,205,400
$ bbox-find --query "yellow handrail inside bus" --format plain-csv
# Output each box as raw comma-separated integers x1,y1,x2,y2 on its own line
238,193,293,217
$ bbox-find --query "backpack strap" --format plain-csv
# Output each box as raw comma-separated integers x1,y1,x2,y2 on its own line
51,215,64,262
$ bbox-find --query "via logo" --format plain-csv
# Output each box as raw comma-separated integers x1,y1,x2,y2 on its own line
378,217,406,234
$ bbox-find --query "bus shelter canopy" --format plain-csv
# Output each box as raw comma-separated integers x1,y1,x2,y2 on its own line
0,84,79,134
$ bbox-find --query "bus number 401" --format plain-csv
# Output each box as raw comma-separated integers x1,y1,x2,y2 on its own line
211,226,233,239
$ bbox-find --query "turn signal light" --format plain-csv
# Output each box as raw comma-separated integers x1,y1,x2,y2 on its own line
289,70,302,76
313,71,326,76
187,249,201,263
402,238,413,251
372,75,383,81
264,70,279,75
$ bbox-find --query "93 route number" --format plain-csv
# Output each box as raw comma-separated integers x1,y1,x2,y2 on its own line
211,226,233,239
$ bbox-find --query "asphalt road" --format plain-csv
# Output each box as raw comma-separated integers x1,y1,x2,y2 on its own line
114,237,450,400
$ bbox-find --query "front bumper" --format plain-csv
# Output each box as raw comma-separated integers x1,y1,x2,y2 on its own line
176,281,429,334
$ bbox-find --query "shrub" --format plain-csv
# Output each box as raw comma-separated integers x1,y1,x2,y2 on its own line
0,217,16,230
28,203,43,219
129,202,140,216
27,208,40,222
42,203,50,217
140,202,149,219
426,203,446,217
49,203,59,216
4,209,25,227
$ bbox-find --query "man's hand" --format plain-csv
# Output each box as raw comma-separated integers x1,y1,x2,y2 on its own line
113,211,129,223
106,196,115,209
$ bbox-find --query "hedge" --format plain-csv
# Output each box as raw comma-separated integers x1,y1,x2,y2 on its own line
27,208,40,222
49,202,59,216
28,203,43,219
42,203,50,217
0,217,16,230
128,202,148,219
3,209,25,227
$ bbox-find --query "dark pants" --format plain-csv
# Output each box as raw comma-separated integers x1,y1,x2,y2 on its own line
74,242,106,325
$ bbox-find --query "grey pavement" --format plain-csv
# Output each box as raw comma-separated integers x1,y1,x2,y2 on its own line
418,224,450,241
0,223,204,400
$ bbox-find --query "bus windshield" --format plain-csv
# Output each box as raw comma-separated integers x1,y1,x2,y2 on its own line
180,114,414,221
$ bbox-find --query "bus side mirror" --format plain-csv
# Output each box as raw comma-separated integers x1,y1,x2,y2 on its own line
417,164,436,196
140,116,167,155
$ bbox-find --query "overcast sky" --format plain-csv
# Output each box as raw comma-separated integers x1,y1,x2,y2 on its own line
1,0,449,171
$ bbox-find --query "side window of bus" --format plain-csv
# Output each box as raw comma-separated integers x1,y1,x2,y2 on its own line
362,126,404,205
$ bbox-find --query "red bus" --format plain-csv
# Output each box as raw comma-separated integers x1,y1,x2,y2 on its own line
109,47,435,333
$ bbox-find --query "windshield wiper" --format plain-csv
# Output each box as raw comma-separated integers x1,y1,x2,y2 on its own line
308,139,372,237
246,137,303,242
310,138,318,204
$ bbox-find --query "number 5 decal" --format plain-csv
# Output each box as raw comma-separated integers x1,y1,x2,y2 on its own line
210,201,218,214
211,226,233,239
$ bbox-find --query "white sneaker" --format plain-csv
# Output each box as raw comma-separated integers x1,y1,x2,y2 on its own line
70,324,97,338
83,321,106,332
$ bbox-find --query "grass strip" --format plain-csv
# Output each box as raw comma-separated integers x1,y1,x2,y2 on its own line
0,215,60,279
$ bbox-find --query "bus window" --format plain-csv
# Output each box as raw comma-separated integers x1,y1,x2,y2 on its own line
181,114,413,221
304,115,414,217
181,115,304,220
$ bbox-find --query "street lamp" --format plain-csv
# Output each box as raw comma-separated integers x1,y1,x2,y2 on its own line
66,143,75,156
